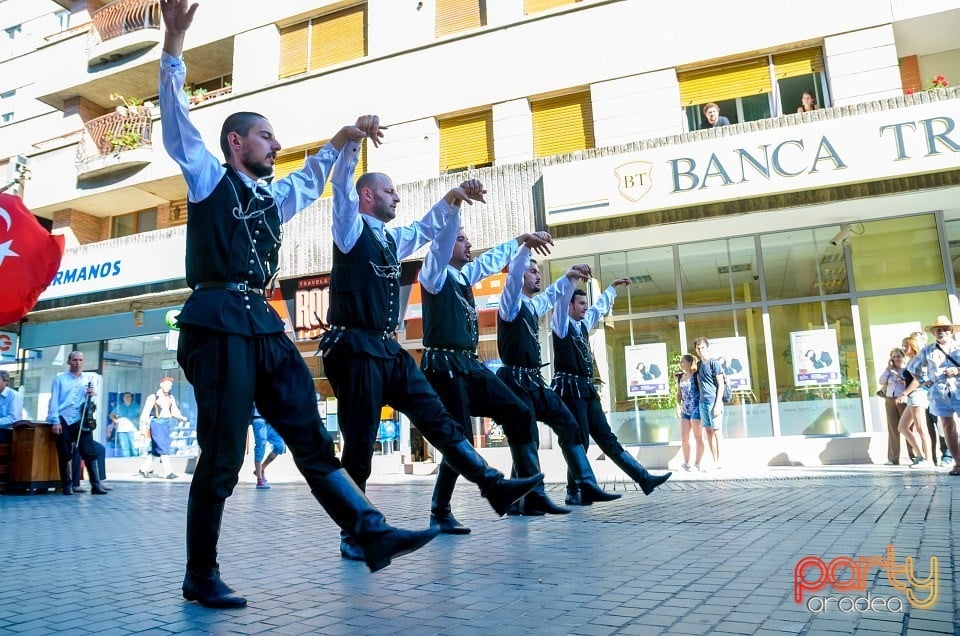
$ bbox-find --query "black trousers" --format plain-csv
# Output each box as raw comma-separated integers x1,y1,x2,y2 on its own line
558,393,624,457
55,423,97,466
424,368,534,445
323,346,465,490
177,326,340,503
495,370,580,448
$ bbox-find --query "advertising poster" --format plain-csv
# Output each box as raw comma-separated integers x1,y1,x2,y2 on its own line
625,343,668,397
791,329,841,387
710,336,751,391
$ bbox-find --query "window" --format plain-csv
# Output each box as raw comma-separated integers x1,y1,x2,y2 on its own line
1,112,12,123
680,48,828,130
111,208,157,238
438,109,493,172
531,90,595,158
5,25,21,40
273,141,367,198
525,0,578,14
0,89,14,100
278,5,367,79
436,0,486,37
56,10,70,32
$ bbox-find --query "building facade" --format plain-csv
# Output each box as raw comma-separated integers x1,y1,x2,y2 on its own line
1,0,959,467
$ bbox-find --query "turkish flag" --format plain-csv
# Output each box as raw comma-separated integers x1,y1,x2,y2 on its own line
0,193,65,325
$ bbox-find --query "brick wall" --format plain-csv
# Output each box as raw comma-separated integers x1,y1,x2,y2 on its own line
899,55,922,94
52,209,109,244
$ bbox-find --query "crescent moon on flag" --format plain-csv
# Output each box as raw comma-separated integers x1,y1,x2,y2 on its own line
0,206,11,231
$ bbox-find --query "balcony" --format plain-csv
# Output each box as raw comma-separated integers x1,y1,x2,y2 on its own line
76,106,154,180
88,0,161,68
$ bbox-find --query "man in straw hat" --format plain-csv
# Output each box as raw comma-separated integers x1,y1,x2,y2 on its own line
903,315,960,475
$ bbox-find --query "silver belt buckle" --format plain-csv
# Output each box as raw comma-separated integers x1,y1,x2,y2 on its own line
235,283,248,293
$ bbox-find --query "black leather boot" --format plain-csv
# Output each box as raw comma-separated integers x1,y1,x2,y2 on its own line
564,468,588,506
313,469,439,572
509,442,569,515
610,450,672,495
563,444,620,504
182,499,247,608
87,460,109,495
60,458,73,496
439,440,543,516
430,462,471,534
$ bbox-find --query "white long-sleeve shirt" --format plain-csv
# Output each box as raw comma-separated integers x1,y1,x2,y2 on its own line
418,228,519,293
551,285,618,339
498,245,572,323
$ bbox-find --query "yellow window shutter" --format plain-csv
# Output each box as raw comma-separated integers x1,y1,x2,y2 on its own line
436,0,486,37
278,21,309,79
439,109,493,172
773,47,824,79
274,140,366,197
531,91,595,159
678,57,772,107
310,5,367,70
525,0,577,14
273,149,308,180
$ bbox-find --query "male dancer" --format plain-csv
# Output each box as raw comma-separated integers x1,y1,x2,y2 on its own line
161,0,438,608
320,147,542,559
420,223,563,533
497,250,619,508
553,286,672,504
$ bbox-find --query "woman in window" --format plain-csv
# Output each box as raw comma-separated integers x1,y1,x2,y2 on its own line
797,90,819,113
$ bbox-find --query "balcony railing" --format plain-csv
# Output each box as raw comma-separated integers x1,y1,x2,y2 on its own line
78,107,153,164
91,0,160,44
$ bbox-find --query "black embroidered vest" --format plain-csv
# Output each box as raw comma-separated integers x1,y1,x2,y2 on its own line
552,321,593,378
423,273,478,351
497,301,542,368
326,221,400,333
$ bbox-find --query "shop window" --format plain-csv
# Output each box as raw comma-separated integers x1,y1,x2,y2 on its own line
111,208,157,238
436,0,486,37
851,215,944,292
438,109,493,173
946,217,960,288
761,227,848,300
273,140,367,198
678,236,759,308
531,90,595,158
680,48,828,130
525,0,578,14
278,5,367,79
682,308,773,438
599,246,677,314
769,300,864,436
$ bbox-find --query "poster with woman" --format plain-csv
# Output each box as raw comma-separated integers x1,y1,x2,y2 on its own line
709,336,751,391
625,343,668,397
791,329,841,387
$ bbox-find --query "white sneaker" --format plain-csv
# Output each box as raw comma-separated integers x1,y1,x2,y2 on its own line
681,463,691,472
883,461,897,466
695,465,706,473
910,459,934,469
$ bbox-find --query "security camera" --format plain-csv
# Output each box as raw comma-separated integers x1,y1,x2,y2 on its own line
830,224,852,246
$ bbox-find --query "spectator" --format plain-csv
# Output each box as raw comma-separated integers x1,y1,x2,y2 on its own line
675,354,704,472
797,90,819,113
251,406,286,489
897,336,933,468
911,329,952,465
107,392,140,457
878,348,912,465
908,317,960,475
0,370,23,429
694,337,725,469
699,103,730,129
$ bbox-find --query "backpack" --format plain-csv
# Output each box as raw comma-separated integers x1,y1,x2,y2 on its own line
722,379,733,404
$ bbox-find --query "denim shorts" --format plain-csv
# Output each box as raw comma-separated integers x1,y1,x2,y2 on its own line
679,411,701,421
699,403,723,430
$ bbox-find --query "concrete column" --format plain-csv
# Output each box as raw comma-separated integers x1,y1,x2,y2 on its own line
492,99,533,165
367,0,434,58
367,118,440,186
824,25,902,106
591,69,682,147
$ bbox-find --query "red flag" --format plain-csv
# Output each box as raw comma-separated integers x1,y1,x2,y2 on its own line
0,193,65,325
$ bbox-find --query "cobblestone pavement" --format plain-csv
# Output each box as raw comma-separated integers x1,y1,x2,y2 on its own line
1,468,957,635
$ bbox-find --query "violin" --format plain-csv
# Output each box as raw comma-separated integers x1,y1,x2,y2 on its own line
79,381,97,431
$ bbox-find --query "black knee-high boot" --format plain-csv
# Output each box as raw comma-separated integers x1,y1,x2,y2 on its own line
509,442,569,515
562,444,620,503
609,451,672,495
439,440,543,515
565,467,587,505
312,469,439,572
87,460,109,495
59,456,73,496
182,499,247,608
430,462,470,534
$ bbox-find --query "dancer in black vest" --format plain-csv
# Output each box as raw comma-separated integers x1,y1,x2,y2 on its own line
420,224,564,532
497,251,620,507
320,150,542,560
553,286,672,504
160,0,439,609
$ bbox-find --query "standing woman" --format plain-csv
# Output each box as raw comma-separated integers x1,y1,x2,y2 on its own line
898,336,934,468
879,348,910,464
676,354,704,471
139,377,187,479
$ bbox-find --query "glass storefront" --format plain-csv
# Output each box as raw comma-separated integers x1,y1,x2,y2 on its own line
547,211,957,443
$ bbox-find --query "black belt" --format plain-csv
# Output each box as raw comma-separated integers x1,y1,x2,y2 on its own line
327,325,398,340
194,282,265,295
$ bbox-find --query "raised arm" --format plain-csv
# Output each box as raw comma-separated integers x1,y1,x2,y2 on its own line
418,208,462,294
464,231,551,286
582,277,629,333
331,141,364,253
533,264,590,318
390,180,484,260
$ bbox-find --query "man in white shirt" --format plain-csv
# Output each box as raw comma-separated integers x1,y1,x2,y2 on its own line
0,370,23,429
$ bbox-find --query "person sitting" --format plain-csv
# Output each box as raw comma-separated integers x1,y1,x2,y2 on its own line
797,90,819,113
699,103,730,129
